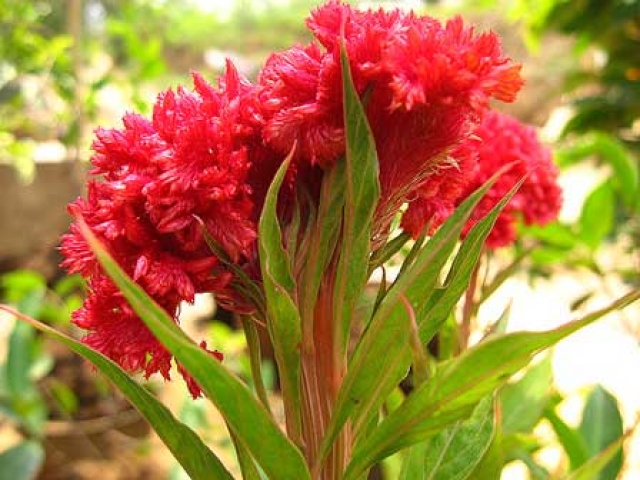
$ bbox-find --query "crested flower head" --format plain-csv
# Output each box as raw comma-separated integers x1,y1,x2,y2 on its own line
60,63,269,395
448,111,562,248
258,0,523,242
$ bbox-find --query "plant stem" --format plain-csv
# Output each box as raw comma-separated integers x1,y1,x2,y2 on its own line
459,253,482,351
303,272,351,479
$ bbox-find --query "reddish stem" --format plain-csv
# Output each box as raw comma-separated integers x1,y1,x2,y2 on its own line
301,270,351,479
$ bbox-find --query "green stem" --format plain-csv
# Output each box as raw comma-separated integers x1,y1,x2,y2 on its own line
459,254,482,351
240,315,272,416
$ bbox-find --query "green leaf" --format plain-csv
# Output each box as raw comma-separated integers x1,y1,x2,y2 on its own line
333,41,380,356
240,315,272,414
1,271,46,311
555,132,639,210
0,305,233,480
5,321,47,436
343,289,640,479
577,385,624,480
564,432,629,480
522,222,577,250
579,180,615,249
0,440,44,480
544,405,590,470
73,219,311,480
416,180,523,355
258,152,303,442
500,355,553,435
518,452,551,480
6,322,37,396
415,396,495,480
230,430,263,480
467,431,504,480
399,443,430,480
320,174,507,461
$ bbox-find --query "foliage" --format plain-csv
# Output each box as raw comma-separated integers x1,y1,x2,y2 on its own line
509,0,640,266
0,271,83,478
471,354,628,479
511,0,640,140
0,1,73,179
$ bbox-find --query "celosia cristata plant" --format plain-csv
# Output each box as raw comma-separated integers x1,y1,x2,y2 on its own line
2,2,638,479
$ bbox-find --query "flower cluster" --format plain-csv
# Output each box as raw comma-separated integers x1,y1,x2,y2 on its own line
458,111,562,248
402,111,562,247
61,1,560,394
61,65,269,395
259,1,524,241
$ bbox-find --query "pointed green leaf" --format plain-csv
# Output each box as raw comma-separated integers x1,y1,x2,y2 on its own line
399,443,430,480
240,315,272,414
299,158,345,334
421,396,496,480
544,405,590,470
500,355,553,435
418,178,525,346
579,180,615,249
343,289,640,479
75,220,311,480
230,429,263,480
333,42,380,356
467,430,505,480
400,397,495,480
258,153,303,441
322,177,496,456
577,385,624,479
320,173,512,460
0,305,233,480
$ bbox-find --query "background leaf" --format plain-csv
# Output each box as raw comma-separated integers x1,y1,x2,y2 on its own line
544,403,590,471
577,385,624,480
500,355,553,435
0,305,234,480
555,132,639,210
0,441,44,480
578,180,615,249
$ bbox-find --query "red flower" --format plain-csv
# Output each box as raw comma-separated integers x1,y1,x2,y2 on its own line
446,111,562,248
401,134,480,236
177,341,223,399
72,275,175,379
61,63,268,394
258,1,523,243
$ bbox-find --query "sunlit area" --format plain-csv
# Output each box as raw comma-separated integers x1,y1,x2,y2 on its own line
1,1,639,479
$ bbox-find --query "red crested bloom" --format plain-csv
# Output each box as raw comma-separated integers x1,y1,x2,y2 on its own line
447,111,563,248
60,63,268,395
401,134,481,236
72,275,176,379
257,0,524,244
177,341,223,399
